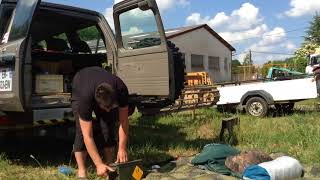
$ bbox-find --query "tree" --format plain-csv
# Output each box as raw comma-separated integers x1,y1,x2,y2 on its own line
291,43,319,72
231,59,241,74
242,53,253,66
305,13,320,45
78,26,100,41
290,13,320,73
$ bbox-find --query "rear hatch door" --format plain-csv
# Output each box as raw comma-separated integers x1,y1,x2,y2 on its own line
0,0,40,112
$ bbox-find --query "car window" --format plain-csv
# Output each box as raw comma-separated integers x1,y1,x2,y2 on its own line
8,0,39,42
44,33,71,52
119,8,161,50
0,6,14,44
77,26,106,54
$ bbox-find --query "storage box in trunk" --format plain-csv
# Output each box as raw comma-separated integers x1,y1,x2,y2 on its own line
35,75,63,94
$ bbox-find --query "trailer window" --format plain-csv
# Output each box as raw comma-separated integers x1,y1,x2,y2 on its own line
224,58,228,71
209,56,220,72
191,54,204,71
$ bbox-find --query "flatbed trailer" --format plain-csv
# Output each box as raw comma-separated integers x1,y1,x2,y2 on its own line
217,77,320,117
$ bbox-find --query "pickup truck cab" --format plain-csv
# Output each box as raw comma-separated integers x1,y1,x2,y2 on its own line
0,0,185,130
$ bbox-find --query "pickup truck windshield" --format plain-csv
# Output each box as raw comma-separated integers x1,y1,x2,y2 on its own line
311,56,320,66
0,5,14,45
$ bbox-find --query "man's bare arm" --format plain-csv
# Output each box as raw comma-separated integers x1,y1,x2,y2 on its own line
79,119,103,165
79,118,114,175
117,106,129,163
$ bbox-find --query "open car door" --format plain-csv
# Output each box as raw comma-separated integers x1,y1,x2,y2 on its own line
0,0,40,112
113,0,175,100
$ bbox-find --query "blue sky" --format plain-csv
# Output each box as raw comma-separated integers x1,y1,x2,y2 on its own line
46,0,320,64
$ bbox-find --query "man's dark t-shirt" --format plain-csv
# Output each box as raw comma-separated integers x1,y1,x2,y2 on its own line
71,66,129,121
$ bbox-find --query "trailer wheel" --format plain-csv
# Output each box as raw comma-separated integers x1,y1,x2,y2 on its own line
245,97,268,117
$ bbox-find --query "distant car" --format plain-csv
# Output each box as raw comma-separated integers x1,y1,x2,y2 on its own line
306,54,320,74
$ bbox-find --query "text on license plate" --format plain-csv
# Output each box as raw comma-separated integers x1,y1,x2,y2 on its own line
0,68,12,91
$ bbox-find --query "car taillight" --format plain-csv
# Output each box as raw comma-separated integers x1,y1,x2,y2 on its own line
0,116,10,125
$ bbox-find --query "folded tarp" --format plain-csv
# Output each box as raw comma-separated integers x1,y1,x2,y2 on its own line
191,143,240,176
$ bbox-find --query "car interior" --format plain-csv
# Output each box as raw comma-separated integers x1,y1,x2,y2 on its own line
29,7,109,108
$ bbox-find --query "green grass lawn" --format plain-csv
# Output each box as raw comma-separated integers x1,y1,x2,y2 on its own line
296,98,320,106
128,108,320,165
0,107,320,179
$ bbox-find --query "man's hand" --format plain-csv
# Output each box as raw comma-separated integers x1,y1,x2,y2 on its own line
117,106,129,163
116,148,128,163
96,163,115,177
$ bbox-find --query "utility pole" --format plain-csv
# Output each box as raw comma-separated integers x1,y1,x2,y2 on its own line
249,50,252,79
249,49,252,65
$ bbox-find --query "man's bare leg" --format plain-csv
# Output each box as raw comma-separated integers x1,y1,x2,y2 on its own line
75,151,88,177
103,147,114,164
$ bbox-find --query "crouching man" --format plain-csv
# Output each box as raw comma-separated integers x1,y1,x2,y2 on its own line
71,66,129,178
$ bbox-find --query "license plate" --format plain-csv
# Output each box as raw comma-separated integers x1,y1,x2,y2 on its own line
0,68,12,92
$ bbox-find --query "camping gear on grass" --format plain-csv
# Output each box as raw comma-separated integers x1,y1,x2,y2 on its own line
191,143,240,176
58,165,74,176
225,150,272,174
243,156,304,180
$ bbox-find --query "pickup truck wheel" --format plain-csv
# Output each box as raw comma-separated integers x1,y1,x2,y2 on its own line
128,105,136,117
246,97,268,117
167,41,186,99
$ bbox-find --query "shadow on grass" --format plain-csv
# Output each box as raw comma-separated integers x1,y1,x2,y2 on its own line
221,106,318,119
128,113,221,168
0,110,222,172
0,134,74,168
269,108,318,118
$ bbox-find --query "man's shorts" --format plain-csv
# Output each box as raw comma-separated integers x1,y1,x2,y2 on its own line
72,102,117,152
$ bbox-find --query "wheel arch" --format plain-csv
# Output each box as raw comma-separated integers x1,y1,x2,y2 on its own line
240,90,274,106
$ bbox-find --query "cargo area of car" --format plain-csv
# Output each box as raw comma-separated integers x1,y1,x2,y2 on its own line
29,6,108,108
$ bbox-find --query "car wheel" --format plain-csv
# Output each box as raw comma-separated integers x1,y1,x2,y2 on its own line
246,97,268,117
128,105,136,116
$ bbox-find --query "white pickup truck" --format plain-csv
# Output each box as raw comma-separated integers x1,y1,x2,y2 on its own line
217,77,320,117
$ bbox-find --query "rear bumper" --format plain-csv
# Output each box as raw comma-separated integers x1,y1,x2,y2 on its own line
0,108,75,131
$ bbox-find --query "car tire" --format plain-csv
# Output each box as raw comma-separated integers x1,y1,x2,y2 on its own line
128,105,136,117
167,41,186,99
245,97,268,117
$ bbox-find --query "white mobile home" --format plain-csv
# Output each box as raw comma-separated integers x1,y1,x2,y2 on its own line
166,24,236,83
